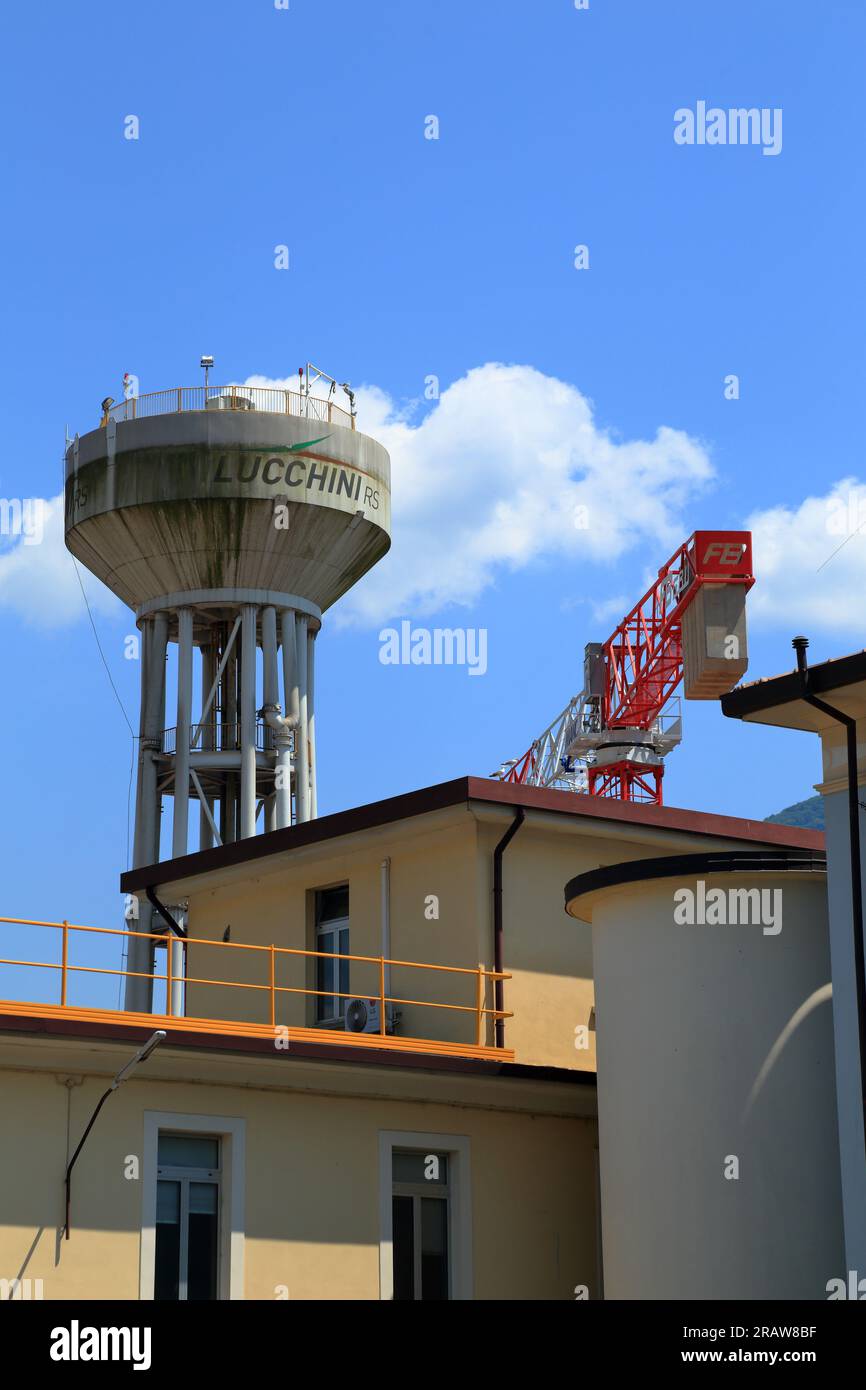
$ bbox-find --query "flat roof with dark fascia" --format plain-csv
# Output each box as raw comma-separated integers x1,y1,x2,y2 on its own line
0,1010,594,1088
721,648,866,730
119,775,823,895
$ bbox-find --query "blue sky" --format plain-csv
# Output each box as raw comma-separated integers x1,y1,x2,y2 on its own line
0,0,864,954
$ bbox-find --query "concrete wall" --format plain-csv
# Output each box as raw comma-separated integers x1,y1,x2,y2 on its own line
585,872,844,1299
0,1063,598,1301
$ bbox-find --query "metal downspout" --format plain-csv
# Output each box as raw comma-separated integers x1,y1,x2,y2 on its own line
492,808,524,1048
381,857,391,1023
145,886,188,1017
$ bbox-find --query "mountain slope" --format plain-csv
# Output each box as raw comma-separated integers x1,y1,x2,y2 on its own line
764,795,824,831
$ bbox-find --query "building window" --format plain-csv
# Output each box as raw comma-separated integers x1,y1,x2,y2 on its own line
379,1131,472,1300
392,1150,450,1300
141,1112,246,1301
315,885,349,1023
154,1133,220,1301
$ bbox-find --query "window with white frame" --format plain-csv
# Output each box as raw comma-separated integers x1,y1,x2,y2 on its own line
141,1112,245,1301
379,1131,472,1301
315,885,349,1023
154,1132,221,1301
391,1150,450,1299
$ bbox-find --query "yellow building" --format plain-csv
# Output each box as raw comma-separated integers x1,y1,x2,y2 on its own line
0,777,828,1300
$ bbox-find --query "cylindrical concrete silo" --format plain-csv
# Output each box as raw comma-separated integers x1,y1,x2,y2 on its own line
565,849,844,1299
65,383,391,1009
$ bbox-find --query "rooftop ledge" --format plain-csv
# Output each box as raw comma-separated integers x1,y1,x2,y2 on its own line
0,1001,512,1064
119,776,825,899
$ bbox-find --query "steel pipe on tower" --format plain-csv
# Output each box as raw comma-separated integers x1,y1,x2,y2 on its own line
296,613,310,823
278,609,298,829
240,604,258,839
308,626,317,820
261,605,282,833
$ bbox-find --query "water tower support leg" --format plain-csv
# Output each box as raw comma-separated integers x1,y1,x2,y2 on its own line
161,607,194,1019
223,639,238,843
308,627,317,819
173,607,193,858
240,604,258,839
199,641,216,850
127,612,167,1013
279,610,300,826
296,614,310,823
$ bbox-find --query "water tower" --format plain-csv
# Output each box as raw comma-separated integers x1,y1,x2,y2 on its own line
65,366,391,1009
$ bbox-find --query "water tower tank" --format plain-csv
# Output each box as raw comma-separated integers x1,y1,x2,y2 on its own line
65,379,391,1010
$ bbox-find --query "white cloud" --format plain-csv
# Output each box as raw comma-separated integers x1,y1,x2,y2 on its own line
589,594,634,627
6,379,862,646
0,494,119,626
745,478,866,631
248,362,715,624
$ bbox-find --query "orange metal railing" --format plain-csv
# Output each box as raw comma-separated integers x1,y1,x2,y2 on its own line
100,385,355,430
0,917,511,1051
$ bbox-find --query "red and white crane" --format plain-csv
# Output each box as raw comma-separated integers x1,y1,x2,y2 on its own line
493,531,755,806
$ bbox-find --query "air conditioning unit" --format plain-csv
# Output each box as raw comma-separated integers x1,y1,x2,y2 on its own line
344,998,398,1035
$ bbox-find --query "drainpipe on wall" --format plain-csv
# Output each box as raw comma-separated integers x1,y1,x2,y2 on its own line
793,635,866,1164
145,886,187,1018
492,808,524,1048
381,857,391,1015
